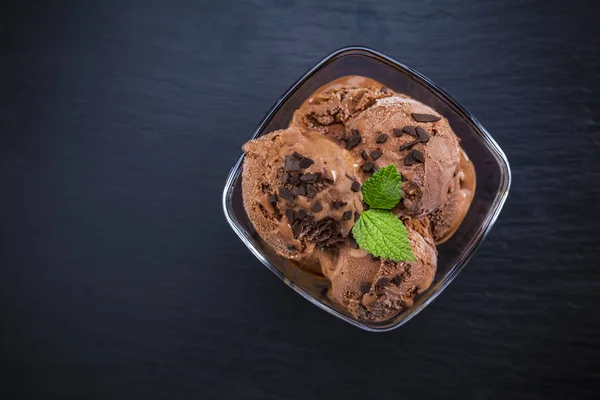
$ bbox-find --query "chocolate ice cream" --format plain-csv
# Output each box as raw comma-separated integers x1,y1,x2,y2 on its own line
318,217,437,321
242,127,363,259
242,76,475,322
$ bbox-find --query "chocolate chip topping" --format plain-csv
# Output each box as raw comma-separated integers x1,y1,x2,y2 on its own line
351,129,360,136
299,157,314,169
282,172,290,184
296,208,308,219
370,148,383,161
404,149,424,166
306,184,317,198
415,127,430,142
360,150,368,160
300,173,317,183
354,211,360,222
311,201,323,212
351,181,361,192
376,133,388,143
332,200,348,210
292,216,344,247
289,174,301,186
362,201,370,211
412,149,425,163
268,194,278,204
362,162,374,172
360,282,371,294
285,208,296,223
399,140,418,151
342,210,352,220
284,156,301,172
292,152,303,159
376,277,390,288
346,134,361,150
411,113,441,123
279,187,295,201
402,126,418,137
297,183,307,196
391,275,404,285
348,237,359,249
393,128,403,137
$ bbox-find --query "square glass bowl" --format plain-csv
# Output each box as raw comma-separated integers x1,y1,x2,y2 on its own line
222,46,511,332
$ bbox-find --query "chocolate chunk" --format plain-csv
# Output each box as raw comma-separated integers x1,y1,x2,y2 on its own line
348,237,359,249
351,129,360,136
292,220,302,238
416,127,430,142
342,211,352,221
306,184,317,198
346,134,361,150
284,156,301,172
297,183,307,196
404,153,415,166
285,208,296,223
332,200,348,210
351,181,361,192
360,282,371,294
314,172,322,182
300,173,317,183
292,151,303,160
362,202,370,211
391,275,403,285
296,208,308,219
393,128,403,137
311,201,323,212
376,277,390,287
362,162,374,172
279,187,295,201
411,113,441,123
402,126,418,137
376,133,388,143
370,149,383,161
282,172,290,184
289,174,301,186
401,174,408,182
360,150,368,160
345,173,355,181
291,186,300,196
354,211,360,222
268,194,278,204
412,149,425,163
399,140,419,151
299,157,314,169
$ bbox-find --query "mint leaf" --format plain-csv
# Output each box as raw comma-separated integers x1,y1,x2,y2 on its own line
352,209,416,262
361,164,402,210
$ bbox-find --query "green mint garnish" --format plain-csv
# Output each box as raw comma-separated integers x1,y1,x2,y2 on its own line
351,164,415,262
361,164,402,209
352,209,416,262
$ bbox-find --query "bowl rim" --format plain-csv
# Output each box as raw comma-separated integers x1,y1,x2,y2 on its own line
222,46,511,332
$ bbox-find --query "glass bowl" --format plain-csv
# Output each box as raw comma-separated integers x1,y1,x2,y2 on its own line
222,46,511,332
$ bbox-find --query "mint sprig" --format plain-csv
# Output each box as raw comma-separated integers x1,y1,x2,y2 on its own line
352,164,415,261
361,164,402,210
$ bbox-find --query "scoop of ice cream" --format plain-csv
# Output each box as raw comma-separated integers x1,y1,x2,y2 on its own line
430,149,476,243
340,96,462,219
290,76,394,142
318,217,437,322
242,127,364,259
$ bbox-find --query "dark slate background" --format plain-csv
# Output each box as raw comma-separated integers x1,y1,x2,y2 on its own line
2,1,600,399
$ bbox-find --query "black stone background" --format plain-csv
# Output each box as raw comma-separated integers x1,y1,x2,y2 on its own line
2,1,600,399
